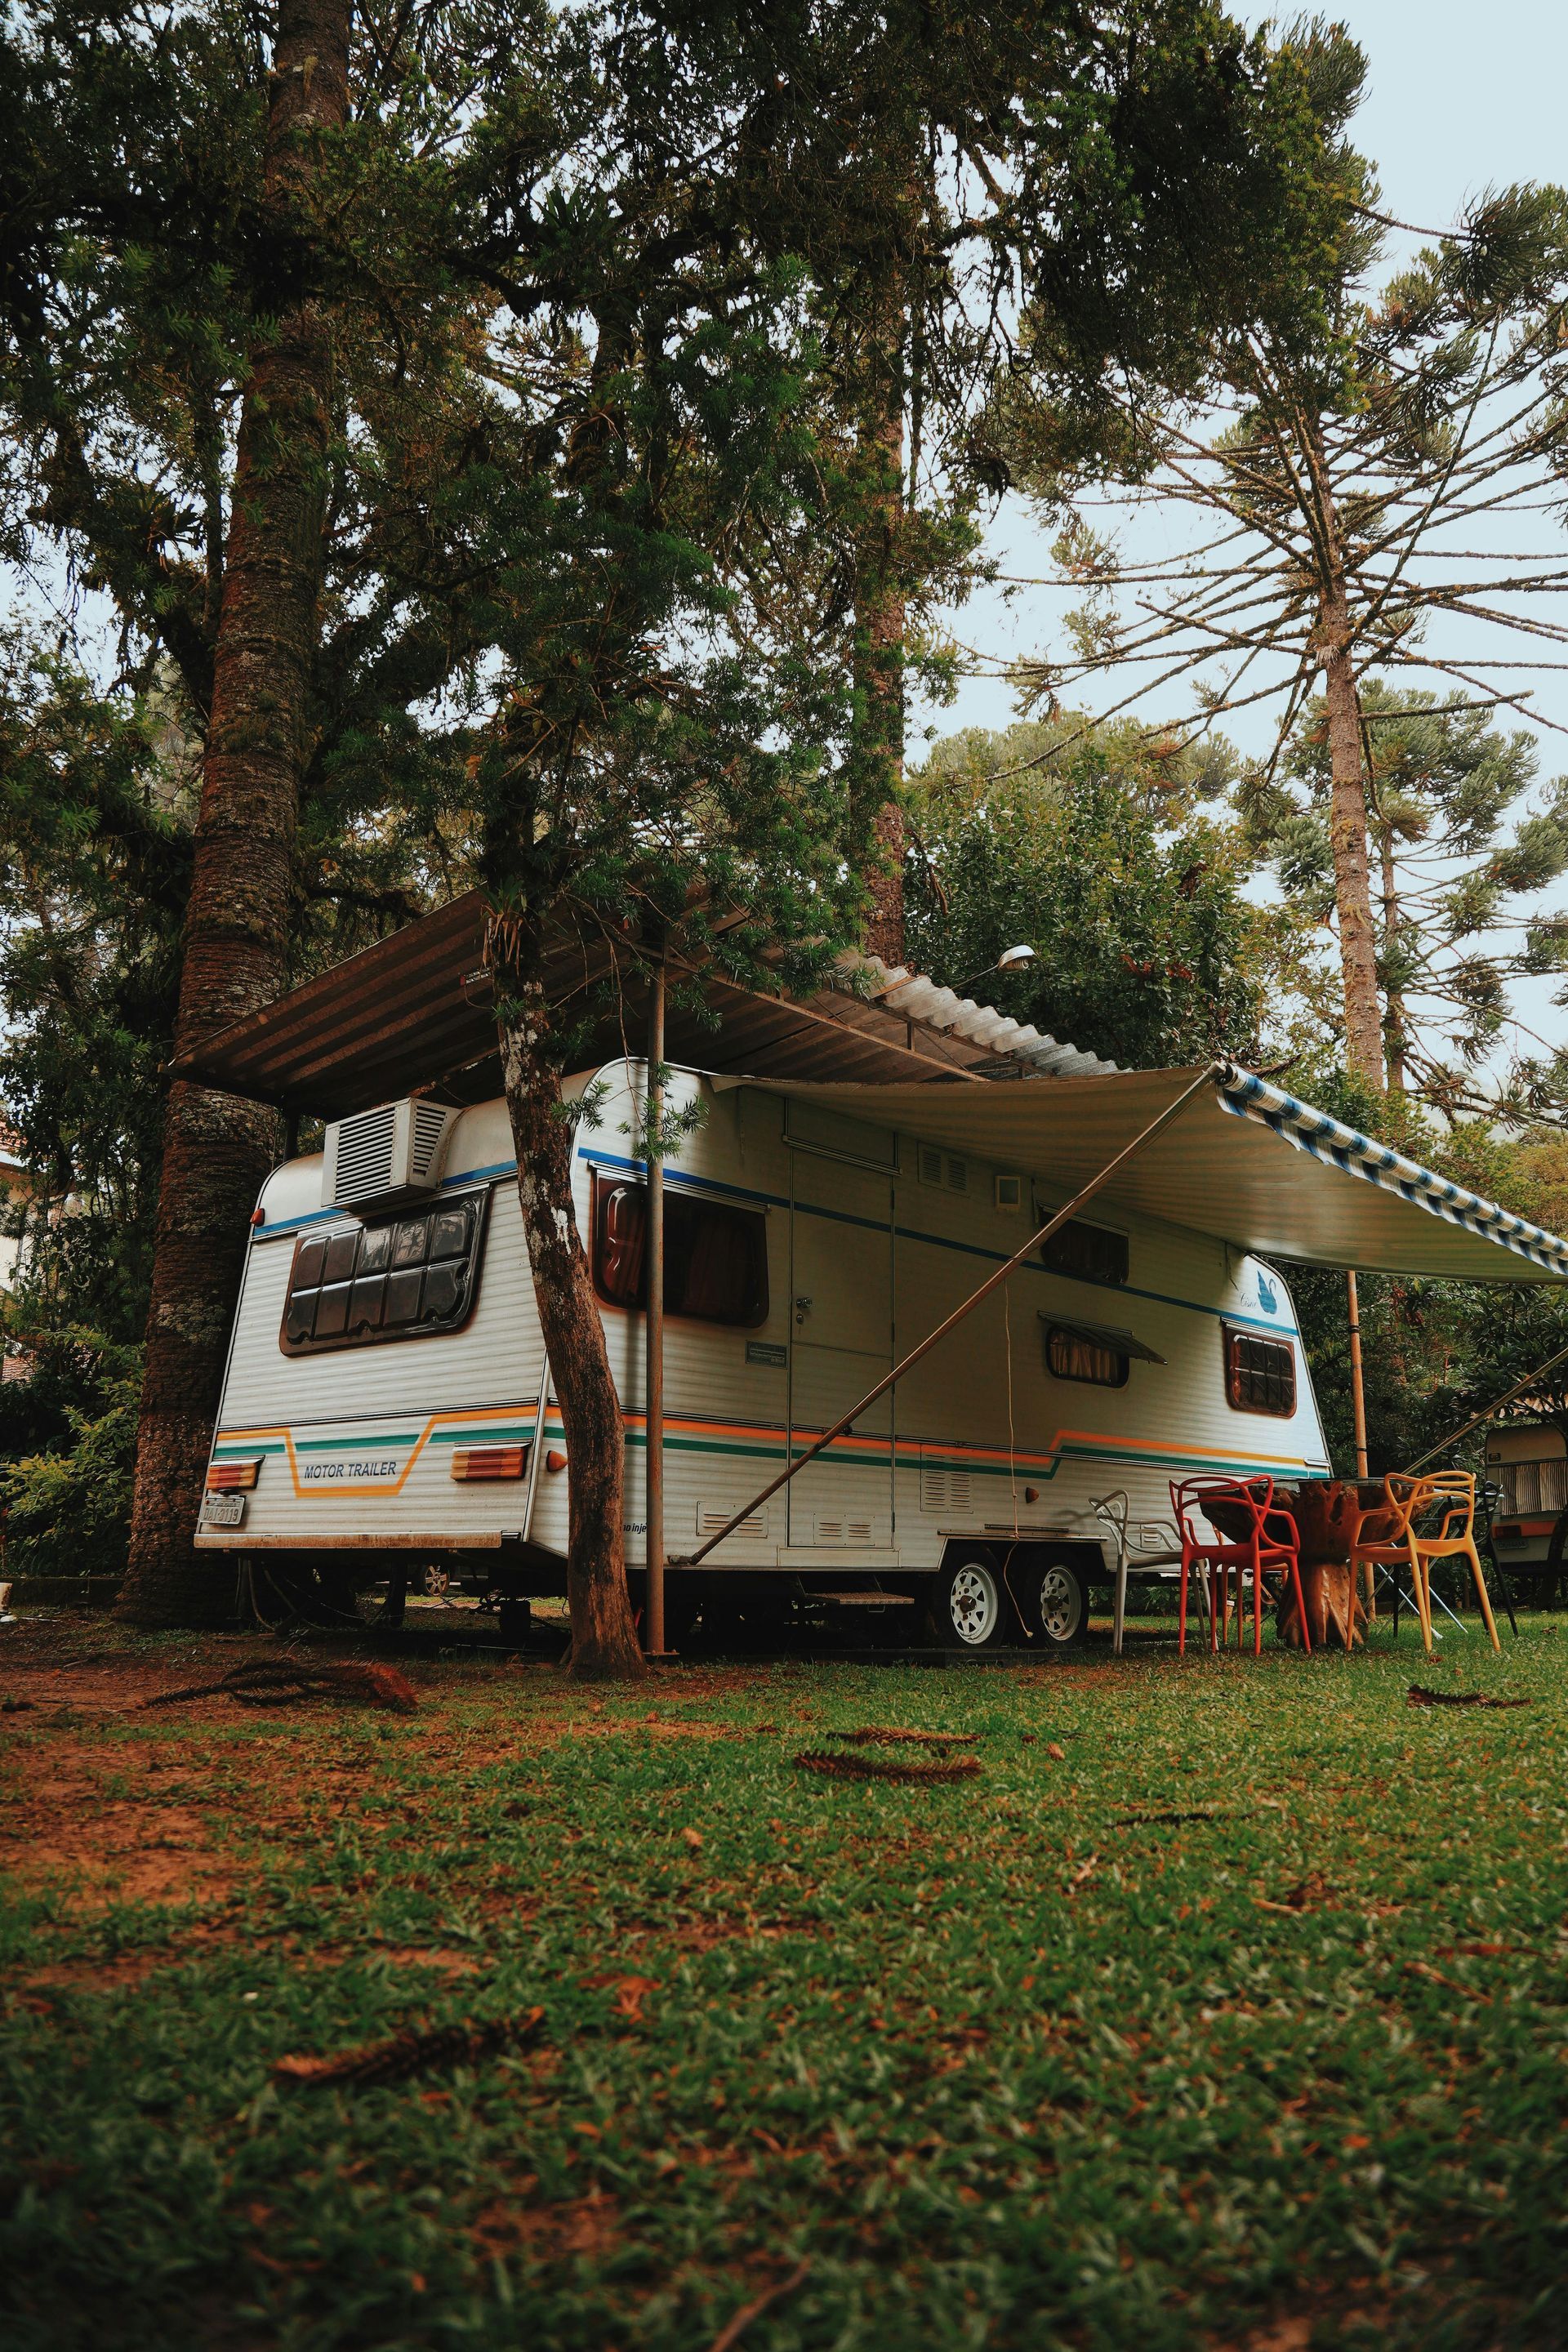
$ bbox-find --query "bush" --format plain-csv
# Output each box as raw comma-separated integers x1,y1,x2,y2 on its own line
0,1330,140,1582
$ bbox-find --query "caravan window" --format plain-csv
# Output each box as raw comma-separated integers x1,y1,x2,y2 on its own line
1045,1323,1129,1388
1039,1216,1129,1286
280,1191,488,1355
591,1174,768,1328
1223,1326,1295,1416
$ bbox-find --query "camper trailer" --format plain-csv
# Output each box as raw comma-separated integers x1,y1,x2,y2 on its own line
196,1059,1331,1648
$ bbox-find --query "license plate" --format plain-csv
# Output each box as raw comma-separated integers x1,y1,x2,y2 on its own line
203,1492,247,1527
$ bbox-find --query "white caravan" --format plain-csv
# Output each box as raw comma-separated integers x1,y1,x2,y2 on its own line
196,1060,1334,1649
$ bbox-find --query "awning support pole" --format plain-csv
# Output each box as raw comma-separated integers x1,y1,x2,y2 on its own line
674,1061,1222,1570
521,1354,550,1548
1346,1272,1372,1619
645,964,666,1656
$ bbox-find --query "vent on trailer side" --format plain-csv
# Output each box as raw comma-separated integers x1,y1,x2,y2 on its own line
322,1098,458,1211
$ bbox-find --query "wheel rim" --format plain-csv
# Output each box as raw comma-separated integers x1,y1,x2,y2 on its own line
1037,1566,1082,1644
948,1561,1000,1645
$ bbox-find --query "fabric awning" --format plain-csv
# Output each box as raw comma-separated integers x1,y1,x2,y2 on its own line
1040,1314,1167,1365
740,1062,1568,1285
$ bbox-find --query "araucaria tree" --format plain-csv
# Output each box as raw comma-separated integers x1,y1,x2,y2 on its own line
1001,21,1568,1098
1248,682,1568,1116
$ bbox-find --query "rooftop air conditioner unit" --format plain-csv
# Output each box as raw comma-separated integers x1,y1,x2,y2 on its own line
322,1098,457,1211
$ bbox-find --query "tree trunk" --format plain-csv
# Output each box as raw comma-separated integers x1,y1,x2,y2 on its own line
1300,417,1383,1093
1319,621,1384,1090
118,0,350,1627
854,281,906,970
1379,829,1407,1090
494,954,646,1682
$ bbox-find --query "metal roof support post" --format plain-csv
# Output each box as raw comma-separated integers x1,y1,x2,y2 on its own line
1347,1270,1373,1621
644,964,666,1658
675,1061,1223,1570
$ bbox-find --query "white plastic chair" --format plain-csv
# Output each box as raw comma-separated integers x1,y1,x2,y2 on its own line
1093,1490,1187,1655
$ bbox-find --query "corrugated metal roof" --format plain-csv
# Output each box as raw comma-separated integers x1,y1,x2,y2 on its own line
167,894,1080,1115
847,956,1120,1078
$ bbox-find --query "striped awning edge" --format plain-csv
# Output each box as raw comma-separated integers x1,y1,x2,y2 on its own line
1216,1066,1568,1278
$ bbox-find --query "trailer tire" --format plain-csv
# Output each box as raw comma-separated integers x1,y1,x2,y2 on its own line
1021,1554,1089,1652
932,1552,1012,1650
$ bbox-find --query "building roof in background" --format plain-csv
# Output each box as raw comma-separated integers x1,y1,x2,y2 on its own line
169,890,1116,1116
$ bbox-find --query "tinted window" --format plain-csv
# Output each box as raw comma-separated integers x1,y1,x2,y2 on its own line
280,1192,487,1355
1224,1327,1295,1416
1040,1216,1129,1286
1045,1323,1129,1388
592,1174,768,1328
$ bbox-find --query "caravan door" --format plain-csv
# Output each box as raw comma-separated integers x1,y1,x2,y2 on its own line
786,1157,896,1551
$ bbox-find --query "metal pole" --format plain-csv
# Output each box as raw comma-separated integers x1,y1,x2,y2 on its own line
644,964,666,1656
675,1061,1222,1570
520,1352,550,1546
1347,1272,1369,1481
1346,1271,1373,1622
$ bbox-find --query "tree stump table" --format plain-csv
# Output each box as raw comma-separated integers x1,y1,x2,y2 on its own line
1274,1481,1392,1650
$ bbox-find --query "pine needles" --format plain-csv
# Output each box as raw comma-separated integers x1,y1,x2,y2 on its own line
1406,1684,1531,1710
794,1748,982,1784
826,1727,979,1748
274,2007,545,2088
145,1659,420,1714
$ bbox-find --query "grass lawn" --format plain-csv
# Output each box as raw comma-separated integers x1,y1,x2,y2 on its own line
2,1611,1566,2352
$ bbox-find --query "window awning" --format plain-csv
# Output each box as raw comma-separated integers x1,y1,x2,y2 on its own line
1040,1313,1166,1365
738,1063,1568,1285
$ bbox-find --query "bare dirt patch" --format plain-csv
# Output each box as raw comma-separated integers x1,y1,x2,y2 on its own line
2,1732,239,1911
470,2188,622,2263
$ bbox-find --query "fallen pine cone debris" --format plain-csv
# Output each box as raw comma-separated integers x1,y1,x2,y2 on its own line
794,1748,982,1784
274,2006,544,2088
1113,1806,1237,1828
145,1659,419,1715
1406,1684,1531,1711
826,1727,978,1749
706,2259,811,2352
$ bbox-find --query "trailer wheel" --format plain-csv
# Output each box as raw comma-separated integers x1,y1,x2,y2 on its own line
933,1552,1011,1650
1023,1556,1088,1651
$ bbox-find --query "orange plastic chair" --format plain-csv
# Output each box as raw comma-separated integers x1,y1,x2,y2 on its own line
1347,1472,1499,1655
1169,1475,1308,1657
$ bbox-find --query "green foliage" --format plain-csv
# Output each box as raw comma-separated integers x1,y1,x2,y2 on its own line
906,717,1268,1067
0,641,191,1339
0,1330,140,1579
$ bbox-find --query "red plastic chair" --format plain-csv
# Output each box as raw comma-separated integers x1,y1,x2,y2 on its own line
1169,1475,1309,1657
